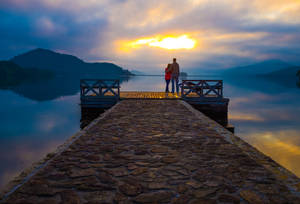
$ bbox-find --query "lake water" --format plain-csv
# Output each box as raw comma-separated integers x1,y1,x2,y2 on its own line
0,75,300,189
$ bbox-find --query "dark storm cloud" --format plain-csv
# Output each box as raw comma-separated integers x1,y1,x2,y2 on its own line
0,1,108,60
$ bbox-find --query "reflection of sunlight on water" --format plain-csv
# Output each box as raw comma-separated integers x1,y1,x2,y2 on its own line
229,112,264,122
241,130,300,177
225,79,300,177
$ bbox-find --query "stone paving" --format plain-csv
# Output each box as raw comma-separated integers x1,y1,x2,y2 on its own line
1,100,300,204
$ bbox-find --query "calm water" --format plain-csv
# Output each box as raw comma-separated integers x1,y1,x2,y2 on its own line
0,75,300,189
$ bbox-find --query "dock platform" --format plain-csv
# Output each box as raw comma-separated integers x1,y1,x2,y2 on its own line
79,79,227,107
80,79,232,131
1,100,300,203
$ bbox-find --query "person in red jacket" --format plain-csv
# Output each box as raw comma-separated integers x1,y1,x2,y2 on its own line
165,64,172,93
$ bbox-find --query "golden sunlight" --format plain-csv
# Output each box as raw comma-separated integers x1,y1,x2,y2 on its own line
120,35,197,51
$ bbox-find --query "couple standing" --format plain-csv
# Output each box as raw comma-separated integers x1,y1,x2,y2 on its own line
165,58,180,95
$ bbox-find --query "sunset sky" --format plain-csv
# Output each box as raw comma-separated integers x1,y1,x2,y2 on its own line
1,0,300,71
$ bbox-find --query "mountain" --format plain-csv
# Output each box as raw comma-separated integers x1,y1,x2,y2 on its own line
0,48,133,101
11,48,133,76
130,70,145,75
222,60,300,92
0,60,53,88
223,59,292,76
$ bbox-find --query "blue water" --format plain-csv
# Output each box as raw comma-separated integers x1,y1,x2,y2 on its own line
0,75,300,189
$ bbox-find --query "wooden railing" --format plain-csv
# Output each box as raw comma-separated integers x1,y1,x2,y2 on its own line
80,79,120,99
181,80,223,99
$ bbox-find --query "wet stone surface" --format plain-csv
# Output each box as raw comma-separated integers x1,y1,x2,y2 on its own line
2,100,300,203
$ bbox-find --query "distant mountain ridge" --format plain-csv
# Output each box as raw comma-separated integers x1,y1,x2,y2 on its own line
222,59,300,91
130,70,145,75
223,59,292,76
11,48,133,76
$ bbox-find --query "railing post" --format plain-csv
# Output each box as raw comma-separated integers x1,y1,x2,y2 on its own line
220,80,223,98
200,80,204,98
117,80,120,99
181,80,185,98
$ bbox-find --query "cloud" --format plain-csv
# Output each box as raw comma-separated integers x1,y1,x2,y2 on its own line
0,3,108,60
34,16,66,36
0,0,300,70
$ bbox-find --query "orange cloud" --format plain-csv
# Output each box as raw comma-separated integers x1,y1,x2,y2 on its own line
250,0,300,23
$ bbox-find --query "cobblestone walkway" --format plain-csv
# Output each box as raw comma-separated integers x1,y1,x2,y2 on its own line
2,100,300,203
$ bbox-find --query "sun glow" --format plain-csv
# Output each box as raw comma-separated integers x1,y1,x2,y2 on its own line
120,35,197,51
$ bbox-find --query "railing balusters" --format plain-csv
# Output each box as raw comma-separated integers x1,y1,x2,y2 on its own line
181,80,223,99
80,79,120,98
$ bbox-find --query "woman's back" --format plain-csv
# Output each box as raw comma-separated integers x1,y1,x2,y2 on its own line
165,64,172,80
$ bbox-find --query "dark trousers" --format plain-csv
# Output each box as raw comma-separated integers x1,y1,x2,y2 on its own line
172,76,179,93
165,79,170,92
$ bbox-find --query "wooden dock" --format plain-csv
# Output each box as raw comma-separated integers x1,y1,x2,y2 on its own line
80,79,231,131
1,100,300,203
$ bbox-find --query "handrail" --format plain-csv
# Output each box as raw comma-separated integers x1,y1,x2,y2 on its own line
181,80,223,99
80,79,120,98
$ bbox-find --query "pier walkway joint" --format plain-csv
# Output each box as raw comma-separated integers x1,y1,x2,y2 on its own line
2,100,300,203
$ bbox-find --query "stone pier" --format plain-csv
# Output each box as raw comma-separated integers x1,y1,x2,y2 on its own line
1,100,300,203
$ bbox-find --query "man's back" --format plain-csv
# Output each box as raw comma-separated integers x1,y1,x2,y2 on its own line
172,62,180,76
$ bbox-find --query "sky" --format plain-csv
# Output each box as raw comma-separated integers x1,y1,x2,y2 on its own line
1,0,300,72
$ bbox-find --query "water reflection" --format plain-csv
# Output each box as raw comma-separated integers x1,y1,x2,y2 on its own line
242,130,300,177
2,75,131,101
0,140,62,187
0,74,300,189
0,92,80,189
226,77,300,177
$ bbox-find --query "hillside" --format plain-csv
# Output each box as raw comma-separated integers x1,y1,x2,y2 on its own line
11,48,133,76
131,70,145,75
223,59,292,76
0,61,53,88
